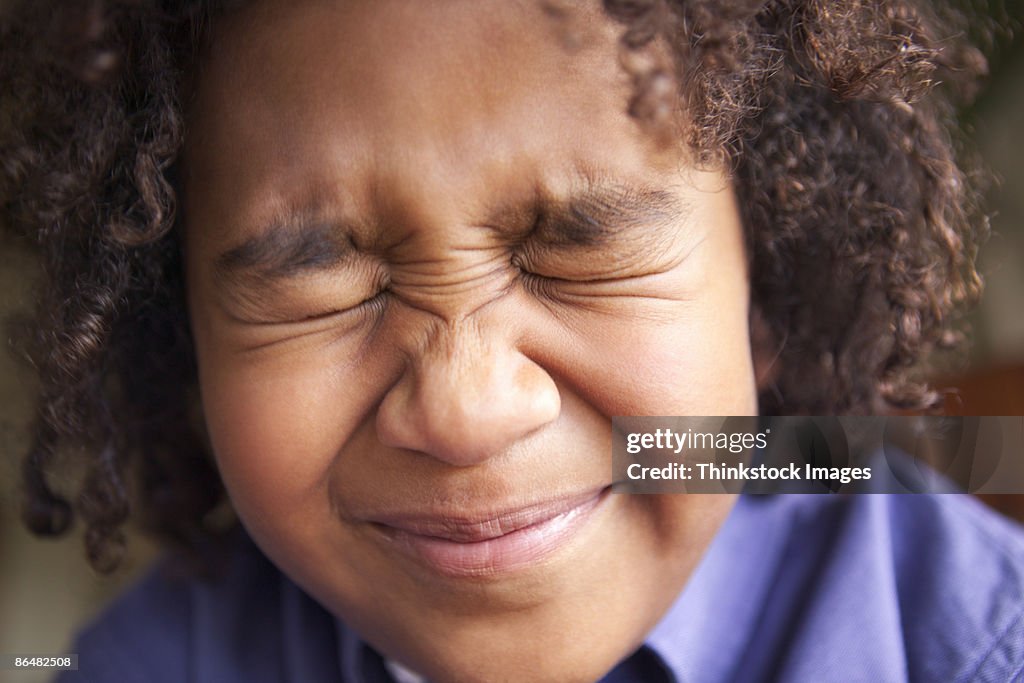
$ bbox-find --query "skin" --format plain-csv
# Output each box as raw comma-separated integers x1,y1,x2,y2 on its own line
184,1,757,681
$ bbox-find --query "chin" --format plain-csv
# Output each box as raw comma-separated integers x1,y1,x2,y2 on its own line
369,622,638,683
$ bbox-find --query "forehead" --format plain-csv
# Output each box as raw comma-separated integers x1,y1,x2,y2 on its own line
185,0,680,246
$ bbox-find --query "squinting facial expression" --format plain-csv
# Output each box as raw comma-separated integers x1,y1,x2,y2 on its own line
185,1,757,681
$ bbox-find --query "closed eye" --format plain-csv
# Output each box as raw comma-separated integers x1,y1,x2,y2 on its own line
229,288,389,327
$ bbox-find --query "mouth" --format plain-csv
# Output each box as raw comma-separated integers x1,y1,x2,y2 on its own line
367,486,611,578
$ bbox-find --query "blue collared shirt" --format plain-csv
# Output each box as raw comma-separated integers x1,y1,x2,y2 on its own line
59,493,1024,682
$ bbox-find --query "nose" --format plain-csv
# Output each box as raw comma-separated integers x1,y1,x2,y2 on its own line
375,319,560,466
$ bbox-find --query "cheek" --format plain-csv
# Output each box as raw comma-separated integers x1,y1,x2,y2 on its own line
584,310,754,415
198,359,364,528
548,255,755,417
640,231,755,414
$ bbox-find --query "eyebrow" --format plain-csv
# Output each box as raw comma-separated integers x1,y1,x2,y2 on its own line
214,218,354,289
536,182,689,246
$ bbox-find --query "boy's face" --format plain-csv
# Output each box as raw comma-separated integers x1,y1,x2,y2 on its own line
185,1,756,680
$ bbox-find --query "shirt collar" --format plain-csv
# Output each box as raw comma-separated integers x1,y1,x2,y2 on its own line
645,495,796,683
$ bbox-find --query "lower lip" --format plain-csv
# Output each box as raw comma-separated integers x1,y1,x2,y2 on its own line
378,490,609,578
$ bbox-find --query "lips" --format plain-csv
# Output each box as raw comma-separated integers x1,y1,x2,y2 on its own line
367,487,610,577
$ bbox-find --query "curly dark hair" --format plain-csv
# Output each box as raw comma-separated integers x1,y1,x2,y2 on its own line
0,0,998,572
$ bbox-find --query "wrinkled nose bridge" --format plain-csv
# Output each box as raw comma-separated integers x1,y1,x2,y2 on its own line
387,253,519,323
413,316,518,429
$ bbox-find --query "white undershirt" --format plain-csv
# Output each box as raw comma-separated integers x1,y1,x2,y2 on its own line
384,658,428,683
